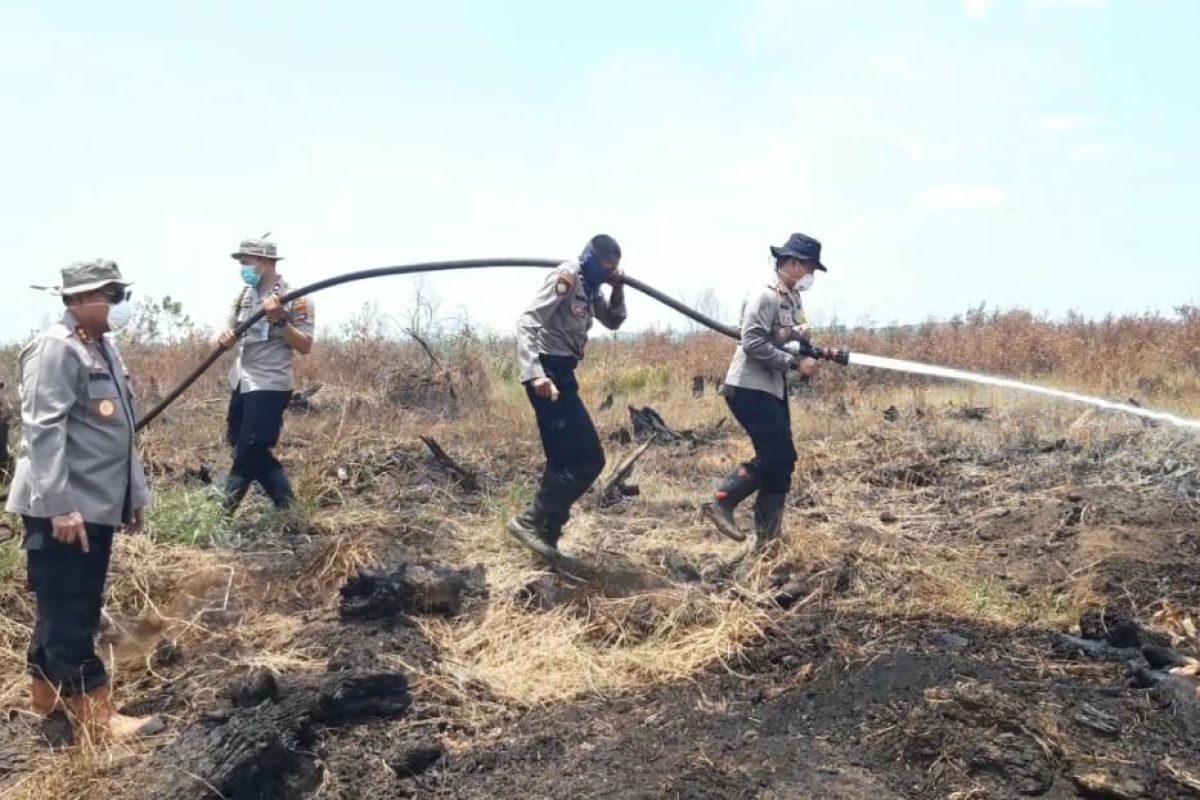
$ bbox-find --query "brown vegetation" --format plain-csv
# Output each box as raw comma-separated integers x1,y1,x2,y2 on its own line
1,303,1199,798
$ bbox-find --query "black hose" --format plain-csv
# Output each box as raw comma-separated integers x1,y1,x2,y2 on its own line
136,258,740,431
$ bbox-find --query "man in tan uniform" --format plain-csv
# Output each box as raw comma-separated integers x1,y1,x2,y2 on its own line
507,234,626,557
7,259,162,740
217,237,315,514
705,233,844,550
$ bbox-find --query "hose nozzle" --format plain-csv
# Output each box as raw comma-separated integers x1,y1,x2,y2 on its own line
795,337,850,366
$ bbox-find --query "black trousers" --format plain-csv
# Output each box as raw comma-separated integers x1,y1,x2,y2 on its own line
526,356,606,530
23,516,113,696
225,389,294,508
725,387,797,494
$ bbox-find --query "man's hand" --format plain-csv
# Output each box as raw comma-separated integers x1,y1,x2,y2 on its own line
604,268,624,287
790,324,810,340
51,511,88,553
532,377,560,401
218,329,237,349
125,507,145,534
793,357,819,378
263,294,286,324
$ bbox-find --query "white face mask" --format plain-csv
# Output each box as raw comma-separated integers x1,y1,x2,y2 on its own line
796,272,816,292
106,301,134,331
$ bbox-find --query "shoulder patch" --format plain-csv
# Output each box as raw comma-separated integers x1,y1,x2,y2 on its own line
555,272,575,295
293,297,311,321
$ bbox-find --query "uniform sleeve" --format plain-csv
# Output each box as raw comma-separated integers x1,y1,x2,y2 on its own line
592,287,627,331
130,450,152,511
290,295,315,338
19,338,79,517
740,290,796,373
228,290,246,330
117,351,153,511
517,266,575,383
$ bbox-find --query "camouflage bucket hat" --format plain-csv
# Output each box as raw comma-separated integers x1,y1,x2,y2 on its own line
230,237,284,261
31,259,134,296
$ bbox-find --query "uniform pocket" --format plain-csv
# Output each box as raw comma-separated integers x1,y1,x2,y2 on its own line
87,379,121,423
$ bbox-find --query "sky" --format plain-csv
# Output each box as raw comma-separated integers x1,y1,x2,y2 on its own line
1,0,1197,343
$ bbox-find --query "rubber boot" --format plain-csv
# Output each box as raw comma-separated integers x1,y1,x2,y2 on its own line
66,685,164,743
752,492,787,552
703,467,759,541
260,465,295,510
506,506,560,559
221,472,252,516
30,678,62,718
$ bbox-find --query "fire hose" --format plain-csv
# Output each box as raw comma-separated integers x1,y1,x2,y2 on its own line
135,258,847,431
0,257,847,511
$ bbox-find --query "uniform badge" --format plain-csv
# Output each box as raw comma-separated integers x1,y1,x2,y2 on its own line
571,301,588,317
293,297,311,322
555,273,575,295
97,399,116,419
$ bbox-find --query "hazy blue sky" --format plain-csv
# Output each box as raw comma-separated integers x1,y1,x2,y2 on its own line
1,0,1196,342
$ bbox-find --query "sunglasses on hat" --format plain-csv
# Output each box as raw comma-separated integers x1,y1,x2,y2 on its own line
103,286,132,304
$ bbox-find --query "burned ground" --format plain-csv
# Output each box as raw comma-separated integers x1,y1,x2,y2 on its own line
2,340,1200,799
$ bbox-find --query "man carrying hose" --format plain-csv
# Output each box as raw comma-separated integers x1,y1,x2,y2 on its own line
704,233,845,550
7,260,162,740
217,237,315,515
508,234,626,558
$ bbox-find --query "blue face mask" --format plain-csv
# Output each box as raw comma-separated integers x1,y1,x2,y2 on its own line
240,263,261,288
579,244,606,297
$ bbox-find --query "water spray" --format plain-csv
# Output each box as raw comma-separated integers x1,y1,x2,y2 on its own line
83,255,1200,436
847,352,1200,431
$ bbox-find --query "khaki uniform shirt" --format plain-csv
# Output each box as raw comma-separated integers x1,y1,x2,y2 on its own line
227,276,315,393
517,261,627,382
6,312,151,527
722,282,807,400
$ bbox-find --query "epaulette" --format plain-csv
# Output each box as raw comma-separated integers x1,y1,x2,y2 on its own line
555,269,576,296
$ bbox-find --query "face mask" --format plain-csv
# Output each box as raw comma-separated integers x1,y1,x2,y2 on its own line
240,263,262,287
578,244,607,297
796,272,816,292
106,301,134,331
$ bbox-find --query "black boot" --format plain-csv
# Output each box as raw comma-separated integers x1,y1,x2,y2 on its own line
260,466,295,510
506,506,560,558
752,492,787,551
703,467,759,541
222,472,253,516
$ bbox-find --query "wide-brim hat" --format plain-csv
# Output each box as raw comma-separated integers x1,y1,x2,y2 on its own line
231,237,284,261
770,232,828,272
31,259,134,296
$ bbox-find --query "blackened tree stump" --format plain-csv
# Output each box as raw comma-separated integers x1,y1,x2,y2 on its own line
136,670,411,800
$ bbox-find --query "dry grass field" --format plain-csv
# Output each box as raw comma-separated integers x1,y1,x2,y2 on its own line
2,299,1199,799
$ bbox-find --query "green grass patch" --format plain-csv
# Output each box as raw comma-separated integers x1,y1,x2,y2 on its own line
598,364,672,398
949,577,1077,628
0,539,22,585
145,486,234,548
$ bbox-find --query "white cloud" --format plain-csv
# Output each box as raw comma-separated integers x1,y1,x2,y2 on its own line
1038,114,1094,133
1066,143,1122,162
920,184,1009,209
964,0,995,19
